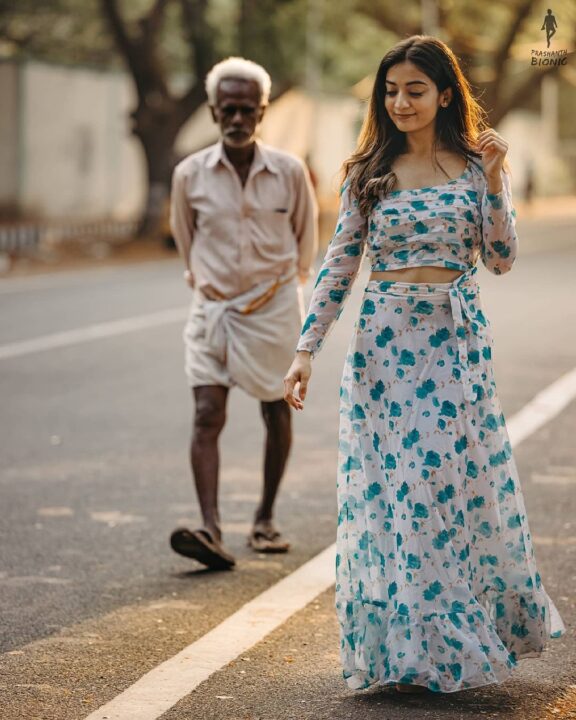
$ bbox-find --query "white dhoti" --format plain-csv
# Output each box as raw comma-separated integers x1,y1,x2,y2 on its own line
183,275,304,401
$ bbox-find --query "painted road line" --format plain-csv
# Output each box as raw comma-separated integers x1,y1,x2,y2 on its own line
0,259,177,295
0,308,188,361
507,366,576,447
83,544,337,720
83,366,576,720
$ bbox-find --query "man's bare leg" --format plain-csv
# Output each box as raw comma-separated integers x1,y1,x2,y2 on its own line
249,399,292,551
170,385,235,568
190,385,229,542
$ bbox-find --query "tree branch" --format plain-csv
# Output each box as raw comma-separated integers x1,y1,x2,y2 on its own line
99,0,169,103
356,0,419,38
491,61,566,125
99,0,134,67
493,0,536,78
176,0,216,116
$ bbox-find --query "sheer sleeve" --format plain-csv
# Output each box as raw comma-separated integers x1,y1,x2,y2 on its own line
480,170,518,275
296,183,367,356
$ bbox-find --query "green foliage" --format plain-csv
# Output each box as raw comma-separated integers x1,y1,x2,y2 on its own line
1,0,573,121
0,0,114,67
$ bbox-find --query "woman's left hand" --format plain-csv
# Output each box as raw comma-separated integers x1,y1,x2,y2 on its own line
477,129,508,185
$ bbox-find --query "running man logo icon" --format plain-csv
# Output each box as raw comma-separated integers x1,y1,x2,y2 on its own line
541,9,558,48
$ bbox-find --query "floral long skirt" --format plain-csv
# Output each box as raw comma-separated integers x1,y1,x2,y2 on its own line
336,269,565,693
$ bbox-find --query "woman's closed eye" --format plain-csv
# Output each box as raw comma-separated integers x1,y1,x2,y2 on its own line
385,91,423,97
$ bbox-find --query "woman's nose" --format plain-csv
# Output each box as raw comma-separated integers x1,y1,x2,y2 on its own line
394,93,410,109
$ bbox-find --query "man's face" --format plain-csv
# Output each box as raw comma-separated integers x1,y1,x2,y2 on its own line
211,78,265,149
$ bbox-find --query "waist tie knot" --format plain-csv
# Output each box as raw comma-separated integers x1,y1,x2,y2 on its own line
448,266,487,403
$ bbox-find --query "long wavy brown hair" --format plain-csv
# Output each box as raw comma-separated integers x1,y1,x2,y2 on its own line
344,36,487,216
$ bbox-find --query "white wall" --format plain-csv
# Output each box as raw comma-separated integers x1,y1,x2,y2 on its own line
22,61,146,219
0,61,147,220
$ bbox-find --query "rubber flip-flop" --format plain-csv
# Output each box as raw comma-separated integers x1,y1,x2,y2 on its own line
170,527,236,570
247,524,290,554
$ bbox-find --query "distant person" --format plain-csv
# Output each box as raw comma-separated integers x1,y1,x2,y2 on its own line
169,57,318,570
541,9,558,48
524,162,535,205
284,35,564,694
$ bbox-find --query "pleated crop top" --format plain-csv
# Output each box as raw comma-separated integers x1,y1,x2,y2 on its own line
297,160,518,356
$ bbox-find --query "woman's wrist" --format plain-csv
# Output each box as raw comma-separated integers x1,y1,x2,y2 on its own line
486,182,503,195
485,171,503,195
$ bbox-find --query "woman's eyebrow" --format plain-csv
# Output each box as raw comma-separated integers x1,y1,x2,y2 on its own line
385,80,428,86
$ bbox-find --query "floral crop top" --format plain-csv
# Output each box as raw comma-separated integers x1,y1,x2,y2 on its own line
297,160,518,356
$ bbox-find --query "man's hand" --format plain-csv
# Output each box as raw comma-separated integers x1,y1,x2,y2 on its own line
283,351,312,410
298,270,311,285
183,269,195,289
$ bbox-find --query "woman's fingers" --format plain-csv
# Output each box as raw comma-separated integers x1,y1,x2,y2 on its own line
283,360,312,410
283,371,303,410
477,129,508,155
299,374,309,400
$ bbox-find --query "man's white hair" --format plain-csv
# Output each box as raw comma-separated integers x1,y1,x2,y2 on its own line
205,57,271,106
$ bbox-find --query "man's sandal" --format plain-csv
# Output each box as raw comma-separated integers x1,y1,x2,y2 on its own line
247,521,290,553
170,527,236,570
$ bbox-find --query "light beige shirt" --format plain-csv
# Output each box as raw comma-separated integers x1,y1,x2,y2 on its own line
170,141,318,299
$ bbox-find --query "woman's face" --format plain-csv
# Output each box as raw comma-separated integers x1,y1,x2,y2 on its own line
383,60,451,134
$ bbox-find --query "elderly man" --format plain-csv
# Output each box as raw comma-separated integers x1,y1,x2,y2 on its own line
169,57,318,570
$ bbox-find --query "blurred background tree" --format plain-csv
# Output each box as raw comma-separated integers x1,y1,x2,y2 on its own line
0,0,574,234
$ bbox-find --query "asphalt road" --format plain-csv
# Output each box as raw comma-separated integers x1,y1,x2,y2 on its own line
1,215,575,720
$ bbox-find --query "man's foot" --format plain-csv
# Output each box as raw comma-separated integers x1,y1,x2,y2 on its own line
170,527,236,570
396,683,427,694
248,520,290,553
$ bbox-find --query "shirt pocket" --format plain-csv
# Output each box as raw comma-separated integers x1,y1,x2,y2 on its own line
251,208,294,258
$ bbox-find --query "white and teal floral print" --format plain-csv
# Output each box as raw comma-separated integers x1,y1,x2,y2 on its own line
335,276,564,692
297,163,565,692
297,161,518,358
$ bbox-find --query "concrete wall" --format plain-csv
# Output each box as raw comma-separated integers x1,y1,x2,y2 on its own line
0,60,146,221
21,61,146,219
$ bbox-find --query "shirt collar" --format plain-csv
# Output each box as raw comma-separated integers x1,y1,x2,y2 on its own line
206,140,278,175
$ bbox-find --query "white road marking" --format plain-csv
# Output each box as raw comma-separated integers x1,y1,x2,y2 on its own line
89,511,147,527
533,535,576,546
37,507,75,518
532,474,576,486
0,308,187,361
83,544,336,720
506,366,576,447
81,364,576,720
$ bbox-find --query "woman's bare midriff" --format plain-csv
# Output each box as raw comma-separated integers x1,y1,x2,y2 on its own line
369,267,464,284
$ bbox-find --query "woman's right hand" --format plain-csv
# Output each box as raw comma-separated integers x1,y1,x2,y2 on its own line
283,351,312,410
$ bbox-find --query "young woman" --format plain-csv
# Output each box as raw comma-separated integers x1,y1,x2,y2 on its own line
284,36,564,694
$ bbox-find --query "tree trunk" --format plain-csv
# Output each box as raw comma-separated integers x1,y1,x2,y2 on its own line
134,118,180,238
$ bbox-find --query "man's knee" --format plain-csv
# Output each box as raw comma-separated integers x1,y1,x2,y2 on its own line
261,399,291,429
194,390,227,436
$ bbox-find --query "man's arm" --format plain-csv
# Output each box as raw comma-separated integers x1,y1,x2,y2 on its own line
170,165,196,286
291,161,319,283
